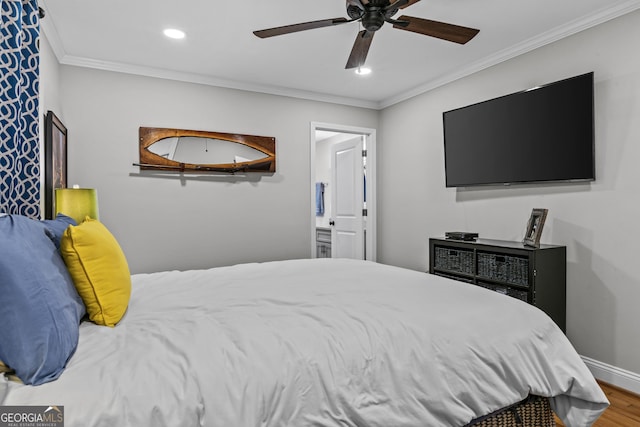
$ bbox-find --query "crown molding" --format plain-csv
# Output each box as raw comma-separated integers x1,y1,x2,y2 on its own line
39,0,640,111
378,0,640,109
38,2,378,109
58,55,379,110
39,0,65,61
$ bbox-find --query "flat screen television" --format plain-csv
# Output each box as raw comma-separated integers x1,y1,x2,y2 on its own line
442,72,595,187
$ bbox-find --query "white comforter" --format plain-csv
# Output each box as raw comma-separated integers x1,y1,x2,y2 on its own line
1,259,608,426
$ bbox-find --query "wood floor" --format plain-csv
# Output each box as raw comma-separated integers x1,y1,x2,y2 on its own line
555,381,640,426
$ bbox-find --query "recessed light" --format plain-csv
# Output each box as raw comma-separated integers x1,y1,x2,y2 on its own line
163,28,185,39
355,67,371,76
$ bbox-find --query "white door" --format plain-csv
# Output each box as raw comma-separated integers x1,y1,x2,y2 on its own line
330,137,364,259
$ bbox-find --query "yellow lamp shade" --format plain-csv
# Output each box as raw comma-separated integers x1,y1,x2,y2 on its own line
55,188,99,225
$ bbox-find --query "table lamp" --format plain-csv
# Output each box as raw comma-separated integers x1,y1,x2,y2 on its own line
55,186,99,225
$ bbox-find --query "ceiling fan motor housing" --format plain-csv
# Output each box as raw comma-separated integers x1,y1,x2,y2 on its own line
348,1,400,32
362,8,386,31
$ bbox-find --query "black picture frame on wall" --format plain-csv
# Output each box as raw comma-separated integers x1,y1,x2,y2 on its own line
44,111,67,219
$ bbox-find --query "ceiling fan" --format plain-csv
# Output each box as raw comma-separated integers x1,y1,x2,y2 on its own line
253,0,480,70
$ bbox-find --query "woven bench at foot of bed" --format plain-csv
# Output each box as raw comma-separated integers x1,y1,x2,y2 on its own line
465,395,554,427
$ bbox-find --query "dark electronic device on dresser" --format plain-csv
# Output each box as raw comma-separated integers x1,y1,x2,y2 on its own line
442,72,595,187
445,232,478,241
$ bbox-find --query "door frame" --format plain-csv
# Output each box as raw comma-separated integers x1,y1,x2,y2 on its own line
310,122,377,261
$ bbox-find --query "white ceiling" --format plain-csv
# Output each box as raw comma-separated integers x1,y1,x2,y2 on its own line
40,0,640,109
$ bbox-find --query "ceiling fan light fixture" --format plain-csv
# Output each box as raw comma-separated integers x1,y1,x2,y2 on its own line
355,66,371,75
163,28,186,39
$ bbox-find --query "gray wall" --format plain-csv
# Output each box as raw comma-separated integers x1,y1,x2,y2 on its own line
39,35,62,215
53,66,378,274
378,10,640,376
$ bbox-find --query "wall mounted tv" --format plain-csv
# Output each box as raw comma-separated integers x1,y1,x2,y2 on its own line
442,72,595,187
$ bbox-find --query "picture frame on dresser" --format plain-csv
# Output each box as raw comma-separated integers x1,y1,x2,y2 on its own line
44,111,68,220
523,208,548,248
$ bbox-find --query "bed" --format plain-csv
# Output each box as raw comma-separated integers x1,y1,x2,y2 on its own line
1,229,608,427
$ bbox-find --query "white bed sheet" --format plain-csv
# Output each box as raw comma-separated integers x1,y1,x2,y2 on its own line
1,258,608,426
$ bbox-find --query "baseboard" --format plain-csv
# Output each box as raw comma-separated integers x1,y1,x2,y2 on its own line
582,355,640,395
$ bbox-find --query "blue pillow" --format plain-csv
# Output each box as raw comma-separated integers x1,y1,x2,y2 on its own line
0,214,85,385
40,214,77,248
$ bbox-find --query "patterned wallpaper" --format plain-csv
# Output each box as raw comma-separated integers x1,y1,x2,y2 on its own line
0,0,41,218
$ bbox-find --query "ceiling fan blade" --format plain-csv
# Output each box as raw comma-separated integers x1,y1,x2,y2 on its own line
386,0,421,11
345,30,375,69
399,0,421,8
393,15,479,44
254,17,350,38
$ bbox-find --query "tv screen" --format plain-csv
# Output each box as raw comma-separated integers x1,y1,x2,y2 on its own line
442,72,595,187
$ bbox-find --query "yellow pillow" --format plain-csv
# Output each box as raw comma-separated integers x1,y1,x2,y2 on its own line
0,360,12,374
1,361,22,384
60,218,131,327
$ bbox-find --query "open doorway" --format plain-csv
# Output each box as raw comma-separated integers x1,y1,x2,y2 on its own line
310,122,376,261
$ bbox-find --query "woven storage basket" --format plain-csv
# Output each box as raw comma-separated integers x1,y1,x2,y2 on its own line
476,252,530,286
465,395,554,427
434,247,474,275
